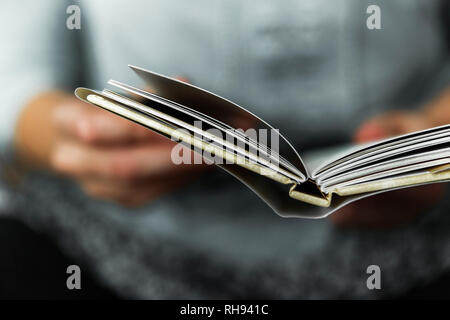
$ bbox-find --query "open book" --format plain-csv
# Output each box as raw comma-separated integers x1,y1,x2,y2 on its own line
75,65,450,218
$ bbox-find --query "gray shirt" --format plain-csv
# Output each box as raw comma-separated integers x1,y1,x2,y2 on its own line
0,0,449,298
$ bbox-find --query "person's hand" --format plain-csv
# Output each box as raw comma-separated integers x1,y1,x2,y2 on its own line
15,91,207,207
330,110,446,228
330,87,450,228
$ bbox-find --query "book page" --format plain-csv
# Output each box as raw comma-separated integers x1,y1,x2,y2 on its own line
127,65,309,178
312,125,450,180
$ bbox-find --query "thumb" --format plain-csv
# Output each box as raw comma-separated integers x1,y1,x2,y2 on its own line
54,99,162,144
354,111,432,144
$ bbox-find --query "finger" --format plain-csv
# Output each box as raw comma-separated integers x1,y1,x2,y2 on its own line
74,109,162,144
50,140,99,178
381,112,432,135
424,88,450,126
174,76,189,83
354,111,432,143
93,142,207,181
50,140,205,181
353,120,386,143
53,100,162,144
53,99,91,137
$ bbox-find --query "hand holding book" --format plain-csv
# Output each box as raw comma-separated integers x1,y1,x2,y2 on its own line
331,90,450,227
15,81,256,207
15,90,209,206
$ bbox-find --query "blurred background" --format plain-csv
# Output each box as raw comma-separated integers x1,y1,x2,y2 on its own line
0,0,449,299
